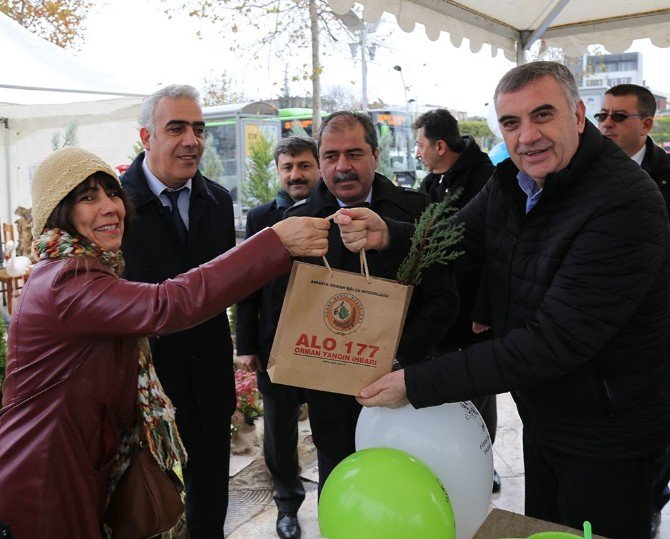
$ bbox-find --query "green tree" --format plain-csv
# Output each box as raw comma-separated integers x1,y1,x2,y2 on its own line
243,131,279,207
129,137,144,161
459,120,493,139
376,128,394,180
652,117,670,145
289,122,309,138
459,120,496,151
1,0,94,49
51,122,79,150
201,133,225,185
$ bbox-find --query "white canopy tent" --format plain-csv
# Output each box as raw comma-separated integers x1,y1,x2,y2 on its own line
0,10,150,103
0,12,153,225
326,0,670,63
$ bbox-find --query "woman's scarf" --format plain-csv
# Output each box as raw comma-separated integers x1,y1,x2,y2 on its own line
34,229,187,498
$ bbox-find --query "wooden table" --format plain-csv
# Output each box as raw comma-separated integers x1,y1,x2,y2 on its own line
474,509,608,538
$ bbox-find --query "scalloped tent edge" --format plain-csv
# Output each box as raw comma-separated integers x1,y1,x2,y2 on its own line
326,0,670,63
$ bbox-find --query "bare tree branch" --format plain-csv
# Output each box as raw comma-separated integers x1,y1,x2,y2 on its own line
1,0,94,49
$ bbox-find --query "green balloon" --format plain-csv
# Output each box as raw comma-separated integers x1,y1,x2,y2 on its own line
318,447,456,539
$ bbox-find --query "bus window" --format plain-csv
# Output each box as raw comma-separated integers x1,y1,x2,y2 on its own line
370,109,417,184
282,118,313,137
278,108,328,138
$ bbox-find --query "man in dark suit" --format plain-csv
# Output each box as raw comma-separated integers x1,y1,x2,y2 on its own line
414,108,501,492
121,84,235,539
284,111,457,494
352,62,670,539
597,83,670,538
235,136,320,539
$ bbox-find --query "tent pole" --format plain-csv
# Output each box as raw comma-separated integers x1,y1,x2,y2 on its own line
0,83,148,98
516,39,526,65
515,0,572,65
2,119,10,226
523,0,571,51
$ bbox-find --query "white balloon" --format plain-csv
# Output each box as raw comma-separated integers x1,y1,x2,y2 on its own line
485,101,502,139
356,402,493,539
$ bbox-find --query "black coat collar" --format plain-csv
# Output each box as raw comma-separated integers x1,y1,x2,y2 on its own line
302,173,409,216
121,152,219,208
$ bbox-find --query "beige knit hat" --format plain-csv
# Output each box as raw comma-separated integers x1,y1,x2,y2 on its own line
31,147,120,237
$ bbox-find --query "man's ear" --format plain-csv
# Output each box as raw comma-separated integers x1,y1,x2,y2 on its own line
575,100,586,134
373,148,379,167
140,127,151,151
641,116,654,137
436,140,448,156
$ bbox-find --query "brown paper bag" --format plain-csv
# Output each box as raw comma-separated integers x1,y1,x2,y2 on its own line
268,261,413,395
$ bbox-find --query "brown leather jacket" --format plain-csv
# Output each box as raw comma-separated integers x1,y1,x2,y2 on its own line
0,228,289,538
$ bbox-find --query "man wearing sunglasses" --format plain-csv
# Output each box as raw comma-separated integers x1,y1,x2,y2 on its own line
597,84,670,214
597,83,670,538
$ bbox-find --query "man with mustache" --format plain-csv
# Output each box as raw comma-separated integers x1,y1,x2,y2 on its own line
121,84,235,538
339,63,670,539
597,83,670,537
236,136,320,539
283,110,457,494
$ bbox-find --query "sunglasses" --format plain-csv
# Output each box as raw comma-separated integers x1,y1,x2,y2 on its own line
594,112,645,123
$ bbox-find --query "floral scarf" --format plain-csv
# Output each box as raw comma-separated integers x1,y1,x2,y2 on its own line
34,229,187,500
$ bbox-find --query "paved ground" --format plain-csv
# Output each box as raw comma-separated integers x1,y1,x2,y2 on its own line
224,392,670,538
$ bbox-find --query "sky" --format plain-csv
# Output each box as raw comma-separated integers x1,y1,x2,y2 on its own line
73,0,670,118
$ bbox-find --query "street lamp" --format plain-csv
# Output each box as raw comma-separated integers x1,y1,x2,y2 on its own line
394,65,409,112
337,10,378,112
394,66,413,175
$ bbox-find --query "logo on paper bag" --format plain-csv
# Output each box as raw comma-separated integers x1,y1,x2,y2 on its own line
324,293,364,335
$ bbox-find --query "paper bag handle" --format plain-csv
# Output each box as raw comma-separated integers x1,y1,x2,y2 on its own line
322,211,371,283
321,250,370,283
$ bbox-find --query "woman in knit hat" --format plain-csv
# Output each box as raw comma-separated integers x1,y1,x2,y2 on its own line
0,147,329,538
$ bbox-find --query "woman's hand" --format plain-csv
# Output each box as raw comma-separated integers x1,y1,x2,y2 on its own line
272,216,330,257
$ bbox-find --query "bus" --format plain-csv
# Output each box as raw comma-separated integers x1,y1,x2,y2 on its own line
202,101,281,206
278,108,327,138
201,104,421,208
369,109,419,188
279,107,419,187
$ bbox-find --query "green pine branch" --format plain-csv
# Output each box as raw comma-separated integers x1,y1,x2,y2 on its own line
396,189,465,286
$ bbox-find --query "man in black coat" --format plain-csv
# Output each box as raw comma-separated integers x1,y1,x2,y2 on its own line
121,85,235,538
414,108,500,492
344,63,670,539
597,83,670,537
235,136,320,539
597,83,670,211
416,110,495,207
284,111,458,494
